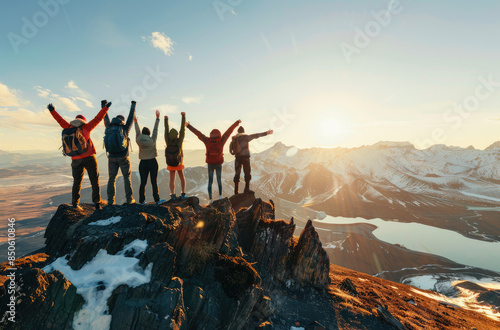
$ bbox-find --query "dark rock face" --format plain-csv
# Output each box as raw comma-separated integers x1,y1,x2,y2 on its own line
0,269,83,329
0,195,332,329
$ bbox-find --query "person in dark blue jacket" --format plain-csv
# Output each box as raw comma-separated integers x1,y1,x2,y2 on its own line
104,100,136,205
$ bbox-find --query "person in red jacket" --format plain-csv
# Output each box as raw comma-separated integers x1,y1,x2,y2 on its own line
186,119,241,202
48,101,111,210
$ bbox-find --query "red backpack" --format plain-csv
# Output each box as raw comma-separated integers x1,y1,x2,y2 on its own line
206,137,223,164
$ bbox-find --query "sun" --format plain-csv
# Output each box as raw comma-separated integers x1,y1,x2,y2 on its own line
320,119,342,138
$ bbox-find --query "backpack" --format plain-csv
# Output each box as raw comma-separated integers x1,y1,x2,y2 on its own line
206,137,223,163
61,127,88,157
229,136,242,156
165,145,182,167
104,125,128,154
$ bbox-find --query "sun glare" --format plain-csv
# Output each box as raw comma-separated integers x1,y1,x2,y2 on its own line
320,119,342,138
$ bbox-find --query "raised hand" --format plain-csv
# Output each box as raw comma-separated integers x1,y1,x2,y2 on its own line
267,130,273,135
106,101,112,108
164,115,168,119
237,119,242,124
131,100,136,104
185,121,189,127
47,103,55,112
101,100,107,108
181,112,185,116
156,110,160,118
134,116,138,123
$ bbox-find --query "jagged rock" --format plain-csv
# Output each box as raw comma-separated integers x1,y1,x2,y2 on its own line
0,268,83,329
376,305,406,330
249,218,295,284
289,220,330,289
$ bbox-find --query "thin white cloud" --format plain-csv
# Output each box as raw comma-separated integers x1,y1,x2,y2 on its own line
0,83,21,107
0,108,63,130
35,85,81,112
182,95,203,105
154,104,178,114
64,80,94,101
72,96,94,108
143,32,174,56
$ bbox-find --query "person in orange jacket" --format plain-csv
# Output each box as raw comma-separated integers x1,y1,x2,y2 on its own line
48,101,111,210
186,119,241,201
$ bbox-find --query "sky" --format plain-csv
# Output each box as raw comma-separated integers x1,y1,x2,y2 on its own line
2,0,500,152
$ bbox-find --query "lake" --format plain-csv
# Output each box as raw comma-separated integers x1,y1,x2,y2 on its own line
315,215,500,273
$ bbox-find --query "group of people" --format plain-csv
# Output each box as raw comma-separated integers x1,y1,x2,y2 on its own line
48,101,273,210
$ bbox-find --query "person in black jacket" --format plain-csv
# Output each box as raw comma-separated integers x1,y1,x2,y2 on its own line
229,126,273,194
104,100,136,205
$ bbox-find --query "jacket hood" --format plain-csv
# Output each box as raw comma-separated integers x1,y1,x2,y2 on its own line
111,117,125,126
70,118,86,127
168,128,179,141
137,134,152,143
210,129,221,139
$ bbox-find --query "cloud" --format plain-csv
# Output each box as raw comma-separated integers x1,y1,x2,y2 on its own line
66,80,78,89
0,83,21,107
0,108,63,130
143,32,174,56
35,85,82,112
182,95,203,104
153,104,178,114
72,97,94,108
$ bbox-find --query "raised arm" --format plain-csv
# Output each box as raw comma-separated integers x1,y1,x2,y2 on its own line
221,120,241,144
124,101,136,134
186,123,207,143
246,131,270,142
86,102,111,132
164,116,170,144
152,114,160,142
47,104,70,129
134,116,140,138
102,100,110,128
178,112,186,143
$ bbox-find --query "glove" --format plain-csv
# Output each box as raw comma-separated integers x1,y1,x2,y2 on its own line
47,103,55,112
106,102,112,108
131,100,136,104
101,100,107,108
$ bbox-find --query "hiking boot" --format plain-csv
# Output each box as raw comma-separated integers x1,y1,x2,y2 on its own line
234,182,239,195
169,194,177,201
127,198,136,204
141,202,146,205
157,199,166,204
180,193,187,199
95,203,102,210
218,195,223,200
244,182,251,193
108,201,115,206
73,204,83,211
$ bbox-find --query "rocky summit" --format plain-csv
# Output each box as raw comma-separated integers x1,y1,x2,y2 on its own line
0,194,331,329
1,193,500,330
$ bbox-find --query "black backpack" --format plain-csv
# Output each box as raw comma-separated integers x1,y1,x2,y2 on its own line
61,127,88,156
165,145,182,167
104,125,128,154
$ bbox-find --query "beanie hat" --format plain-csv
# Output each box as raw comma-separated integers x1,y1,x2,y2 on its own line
116,115,125,121
75,114,87,122
142,127,151,136
238,126,245,133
